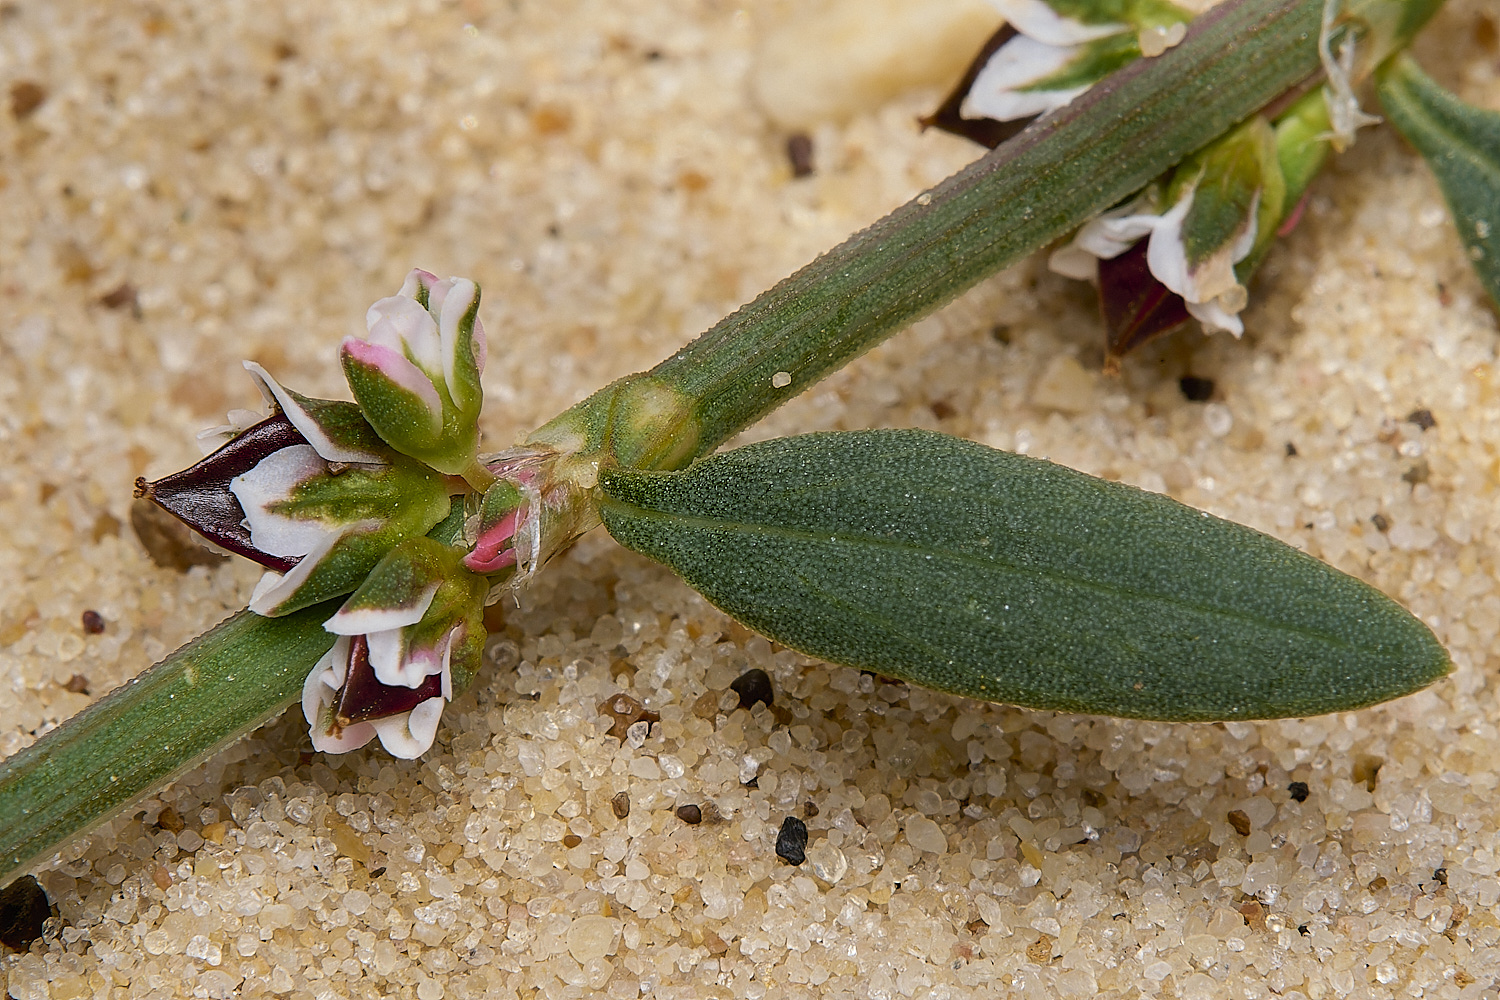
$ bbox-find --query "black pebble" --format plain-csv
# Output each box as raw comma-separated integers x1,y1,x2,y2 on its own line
730,668,774,710
676,804,702,825
775,816,808,866
1406,408,1436,431
0,875,50,951
1287,781,1310,802
1179,375,1215,402
1434,867,1448,885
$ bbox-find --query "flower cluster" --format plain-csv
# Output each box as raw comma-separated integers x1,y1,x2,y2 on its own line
140,270,552,758
928,0,1340,361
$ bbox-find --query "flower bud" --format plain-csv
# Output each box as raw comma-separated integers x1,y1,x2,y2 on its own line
140,364,453,617
341,269,487,477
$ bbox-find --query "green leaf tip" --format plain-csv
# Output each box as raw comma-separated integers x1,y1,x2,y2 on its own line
599,430,1449,722
1377,53,1500,309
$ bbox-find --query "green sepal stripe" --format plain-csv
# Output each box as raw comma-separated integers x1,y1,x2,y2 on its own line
1177,117,1284,267
0,604,339,886
1020,33,1142,95
599,430,1449,722
263,457,452,615
282,392,390,457
1377,53,1500,308
342,354,445,451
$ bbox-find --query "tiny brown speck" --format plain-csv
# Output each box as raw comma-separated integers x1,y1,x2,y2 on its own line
151,866,172,891
611,791,630,819
81,610,106,634
63,674,90,694
676,804,702,825
1226,809,1252,836
562,834,582,848
156,806,184,833
803,800,819,819
9,80,45,120
786,132,814,178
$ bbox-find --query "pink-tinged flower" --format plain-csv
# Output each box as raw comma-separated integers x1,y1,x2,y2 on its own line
341,270,488,479
303,537,488,759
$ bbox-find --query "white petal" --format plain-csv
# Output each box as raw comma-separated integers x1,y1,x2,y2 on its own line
1144,192,1197,300
365,295,444,373
195,408,267,455
246,529,345,616
960,35,1090,122
1081,213,1161,258
242,362,384,465
364,626,447,690
989,0,1127,46
1047,244,1098,280
324,582,440,637
371,697,445,759
231,444,338,557
1186,297,1245,337
301,638,378,754
437,277,480,397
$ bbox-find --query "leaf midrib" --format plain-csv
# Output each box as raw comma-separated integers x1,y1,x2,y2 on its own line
600,495,1361,651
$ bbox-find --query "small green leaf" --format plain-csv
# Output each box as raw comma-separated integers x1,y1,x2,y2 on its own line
598,430,1448,721
1378,53,1500,307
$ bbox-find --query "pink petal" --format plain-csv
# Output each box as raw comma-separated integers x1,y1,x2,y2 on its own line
341,338,445,434
463,507,521,573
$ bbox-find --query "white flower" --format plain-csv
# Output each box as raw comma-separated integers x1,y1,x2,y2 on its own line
301,636,449,759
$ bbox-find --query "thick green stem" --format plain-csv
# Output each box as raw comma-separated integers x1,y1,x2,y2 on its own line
0,606,337,887
533,0,1443,467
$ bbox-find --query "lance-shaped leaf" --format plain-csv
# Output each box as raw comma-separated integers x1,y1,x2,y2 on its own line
598,430,1449,722
1377,53,1500,308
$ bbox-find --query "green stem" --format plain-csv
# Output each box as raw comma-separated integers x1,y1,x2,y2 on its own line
532,0,1443,468
0,606,337,886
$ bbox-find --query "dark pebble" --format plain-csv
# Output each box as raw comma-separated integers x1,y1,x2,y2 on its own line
1287,781,1310,802
1406,408,1436,431
0,875,50,951
63,674,90,695
1370,513,1390,533
1179,375,1215,402
803,801,819,819
81,609,105,634
676,804,703,825
611,791,630,819
775,816,808,866
730,668,774,710
786,133,814,178
1434,867,1448,885
562,834,582,849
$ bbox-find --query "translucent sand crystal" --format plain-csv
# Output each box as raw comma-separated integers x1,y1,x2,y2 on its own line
5,1,1500,998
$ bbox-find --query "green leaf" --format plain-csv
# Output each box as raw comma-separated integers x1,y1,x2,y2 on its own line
598,430,1448,721
0,604,338,887
1378,52,1500,307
